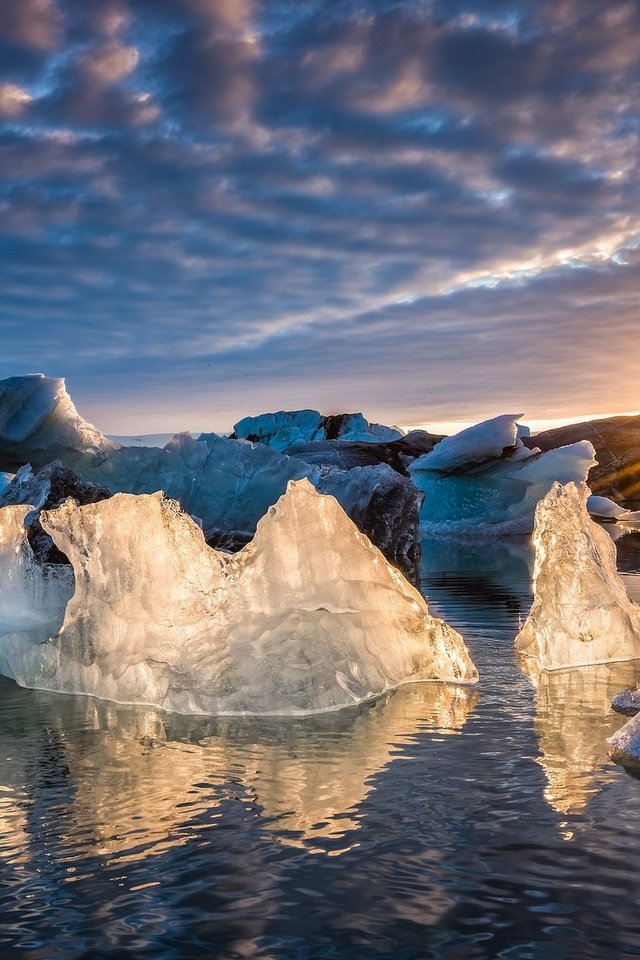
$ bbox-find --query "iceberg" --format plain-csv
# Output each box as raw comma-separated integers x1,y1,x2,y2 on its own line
608,675,640,768
515,481,640,670
409,414,596,535
285,429,442,473
0,373,117,471
526,413,640,500
232,409,403,451
0,480,477,714
611,685,640,715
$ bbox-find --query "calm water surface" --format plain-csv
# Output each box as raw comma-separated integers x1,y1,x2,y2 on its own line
2,531,640,959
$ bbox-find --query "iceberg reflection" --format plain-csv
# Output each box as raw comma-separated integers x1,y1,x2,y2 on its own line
520,658,640,814
0,680,478,867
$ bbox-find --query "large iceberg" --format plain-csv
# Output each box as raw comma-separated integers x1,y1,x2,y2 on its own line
232,409,403,450
0,480,477,714
515,481,640,670
409,414,596,535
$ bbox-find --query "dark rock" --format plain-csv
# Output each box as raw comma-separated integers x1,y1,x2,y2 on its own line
286,430,444,476
204,527,254,553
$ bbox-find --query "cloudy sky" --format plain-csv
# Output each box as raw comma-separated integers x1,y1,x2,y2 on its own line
1,0,639,433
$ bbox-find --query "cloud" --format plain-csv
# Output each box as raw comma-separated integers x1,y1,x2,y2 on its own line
0,0,61,50
1,0,639,429
0,84,33,118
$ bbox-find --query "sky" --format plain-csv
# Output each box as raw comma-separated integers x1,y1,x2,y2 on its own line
1,0,639,435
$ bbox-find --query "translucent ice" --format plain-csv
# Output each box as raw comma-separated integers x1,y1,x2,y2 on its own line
409,414,596,535
0,505,73,670
515,481,640,670
0,480,477,714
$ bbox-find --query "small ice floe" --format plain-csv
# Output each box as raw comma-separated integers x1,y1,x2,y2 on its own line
587,495,640,523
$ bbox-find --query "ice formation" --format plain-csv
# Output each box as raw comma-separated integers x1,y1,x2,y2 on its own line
0,480,477,714
608,675,640,767
611,686,640,715
608,712,640,768
587,495,640,522
525,413,640,500
515,481,640,670
409,414,596,535
0,374,117,472
232,409,402,450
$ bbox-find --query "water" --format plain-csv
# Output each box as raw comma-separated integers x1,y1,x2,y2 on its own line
2,532,640,959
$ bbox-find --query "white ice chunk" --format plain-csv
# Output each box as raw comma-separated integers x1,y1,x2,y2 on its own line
411,413,525,472
515,481,640,670
587,495,640,522
608,711,640,767
409,413,595,535
0,480,477,714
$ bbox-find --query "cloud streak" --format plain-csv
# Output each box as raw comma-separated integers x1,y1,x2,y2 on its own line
1,0,639,431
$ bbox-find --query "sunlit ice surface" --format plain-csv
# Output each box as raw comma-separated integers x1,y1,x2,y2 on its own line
1,531,640,956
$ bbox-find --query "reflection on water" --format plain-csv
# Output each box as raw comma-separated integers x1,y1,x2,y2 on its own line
0,679,478,870
521,659,640,815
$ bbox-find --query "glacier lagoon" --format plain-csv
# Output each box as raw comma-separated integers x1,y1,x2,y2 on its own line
1,531,640,959
2,375,640,956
